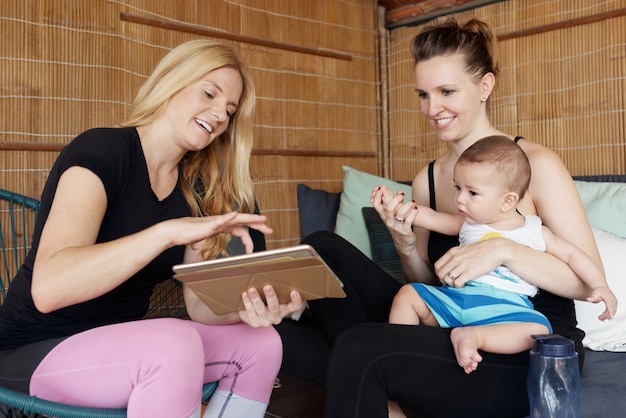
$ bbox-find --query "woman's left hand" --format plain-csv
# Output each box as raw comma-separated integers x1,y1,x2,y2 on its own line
434,238,508,287
238,285,304,327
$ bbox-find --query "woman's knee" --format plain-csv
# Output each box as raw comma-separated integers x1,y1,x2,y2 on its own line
206,325,282,404
301,230,338,247
331,323,379,363
242,326,283,374
190,322,282,379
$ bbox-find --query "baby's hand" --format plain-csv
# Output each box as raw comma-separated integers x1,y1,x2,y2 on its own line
370,185,395,206
587,285,618,321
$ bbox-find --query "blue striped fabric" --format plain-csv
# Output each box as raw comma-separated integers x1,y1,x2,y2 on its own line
410,281,552,332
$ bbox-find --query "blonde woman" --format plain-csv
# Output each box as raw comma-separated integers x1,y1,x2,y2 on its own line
0,40,302,418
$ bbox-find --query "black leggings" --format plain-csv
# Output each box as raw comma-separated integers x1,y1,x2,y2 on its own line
305,231,402,342
327,323,530,418
303,231,583,418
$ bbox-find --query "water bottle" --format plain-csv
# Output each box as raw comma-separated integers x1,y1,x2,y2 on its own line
527,334,581,418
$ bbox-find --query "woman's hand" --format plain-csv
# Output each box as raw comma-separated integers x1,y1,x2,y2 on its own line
370,184,437,283
370,185,418,254
176,212,272,250
183,213,304,327
181,212,272,264
435,236,591,299
238,285,304,327
434,238,508,287
184,282,304,327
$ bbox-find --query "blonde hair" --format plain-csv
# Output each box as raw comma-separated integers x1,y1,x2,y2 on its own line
120,40,256,258
457,135,531,198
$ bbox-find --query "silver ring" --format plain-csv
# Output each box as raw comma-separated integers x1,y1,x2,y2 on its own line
447,272,456,280
394,217,404,224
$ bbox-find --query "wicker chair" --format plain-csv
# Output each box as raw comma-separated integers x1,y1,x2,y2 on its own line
0,189,217,417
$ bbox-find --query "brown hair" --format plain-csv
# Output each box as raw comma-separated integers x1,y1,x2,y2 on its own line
457,136,531,198
410,18,499,83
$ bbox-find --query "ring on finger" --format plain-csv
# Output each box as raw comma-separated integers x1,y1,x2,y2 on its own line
394,217,404,224
447,272,456,281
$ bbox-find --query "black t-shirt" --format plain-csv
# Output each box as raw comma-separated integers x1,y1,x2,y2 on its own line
0,127,190,350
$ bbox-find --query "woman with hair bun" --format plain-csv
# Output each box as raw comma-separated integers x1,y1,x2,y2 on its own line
302,19,601,417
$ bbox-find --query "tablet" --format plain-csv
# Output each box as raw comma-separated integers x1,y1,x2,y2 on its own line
173,244,345,314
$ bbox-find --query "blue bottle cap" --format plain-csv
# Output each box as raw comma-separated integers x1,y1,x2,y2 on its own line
532,334,576,357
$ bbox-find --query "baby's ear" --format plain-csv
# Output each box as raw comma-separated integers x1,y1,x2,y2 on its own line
501,192,519,211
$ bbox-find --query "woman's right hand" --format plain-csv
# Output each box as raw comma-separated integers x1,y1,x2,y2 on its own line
173,212,272,250
434,237,508,287
370,184,438,284
370,185,418,254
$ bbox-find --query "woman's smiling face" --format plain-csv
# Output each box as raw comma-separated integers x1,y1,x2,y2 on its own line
414,54,486,143
166,66,243,151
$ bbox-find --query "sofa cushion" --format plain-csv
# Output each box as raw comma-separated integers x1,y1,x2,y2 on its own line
580,349,626,416
334,166,412,259
362,207,406,284
297,184,341,238
575,227,626,352
574,180,626,239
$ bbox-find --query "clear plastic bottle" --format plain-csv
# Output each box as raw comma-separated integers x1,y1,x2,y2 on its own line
527,334,581,418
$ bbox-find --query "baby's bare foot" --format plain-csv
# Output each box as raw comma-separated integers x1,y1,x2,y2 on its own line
388,400,407,418
450,327,483,374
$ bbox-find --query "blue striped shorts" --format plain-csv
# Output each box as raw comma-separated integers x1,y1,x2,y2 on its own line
410,281,552,332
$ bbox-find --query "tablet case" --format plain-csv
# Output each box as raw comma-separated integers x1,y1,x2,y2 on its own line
174,250,346,315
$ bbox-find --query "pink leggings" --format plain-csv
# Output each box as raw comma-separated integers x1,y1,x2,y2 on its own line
30,318,282,417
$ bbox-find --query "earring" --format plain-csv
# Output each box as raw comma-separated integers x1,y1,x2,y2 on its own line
481,97,488,102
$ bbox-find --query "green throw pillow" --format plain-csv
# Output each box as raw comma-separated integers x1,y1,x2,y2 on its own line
574,180,626,239
334,166,412,259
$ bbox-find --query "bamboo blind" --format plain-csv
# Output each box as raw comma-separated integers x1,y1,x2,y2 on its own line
386,0,626,181
2,0,625,251
1,0,380,249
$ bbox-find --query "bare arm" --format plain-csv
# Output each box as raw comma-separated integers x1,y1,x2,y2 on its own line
542,225,617,319
541,226,605,290
31,166,277,313
412,205,464,236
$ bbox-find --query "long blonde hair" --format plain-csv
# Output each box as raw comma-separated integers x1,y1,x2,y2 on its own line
121,40,256,258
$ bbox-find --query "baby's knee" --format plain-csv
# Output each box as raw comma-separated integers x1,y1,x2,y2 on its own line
393,284,419,304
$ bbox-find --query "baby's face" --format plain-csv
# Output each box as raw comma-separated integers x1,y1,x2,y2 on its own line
453,162,508,224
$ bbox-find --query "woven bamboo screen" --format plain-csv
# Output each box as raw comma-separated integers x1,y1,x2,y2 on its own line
3,0,624,252
1,0,380,249
386,0,626,182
